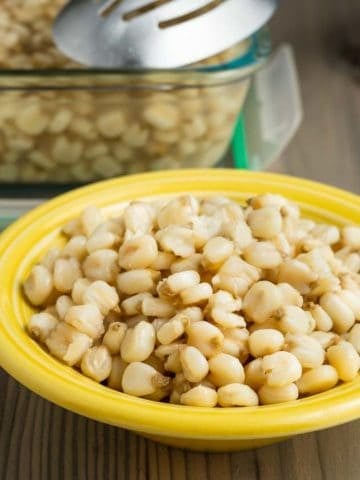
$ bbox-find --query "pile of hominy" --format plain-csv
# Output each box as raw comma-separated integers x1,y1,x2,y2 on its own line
24,193,360,407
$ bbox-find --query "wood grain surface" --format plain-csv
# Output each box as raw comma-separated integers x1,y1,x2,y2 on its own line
1,0,360,478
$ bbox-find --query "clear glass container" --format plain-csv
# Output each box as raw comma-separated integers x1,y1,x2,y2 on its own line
0,1,272,186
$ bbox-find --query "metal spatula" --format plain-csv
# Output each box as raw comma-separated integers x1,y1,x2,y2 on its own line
53,0,278,68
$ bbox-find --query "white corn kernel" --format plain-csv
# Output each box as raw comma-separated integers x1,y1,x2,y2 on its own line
208,353,245,387
180,346,209,382
247,207,282,239
277,283,303,307
278,260,318,294
124,202,155,234
186,321,224,358
81,346,112,382
120,321,156,362
309,304,333,332
28,312,58,342
122,362,170,397
126,315,148,328
150,252,176,271
297,365,339,395
217,384,259,407
62,236,87,261
41,248,61,272
118,234,158,270
65,304,104,339
55,295,74,320
23,265,53,306
191,215,223,249
71,278,91,305
258,383,299,405
102,322,127,354
320,292,355,334
180,385,217,407
297,249,331,276
117,269,157,295
242,281,282,323
243,241,283,269
311,224,340,245
244,358,266,391
310,331,339,349
277,305,314,334
121,292,152,316
285,333,325,368
107,356,128,390
180,282,213,305
83,249,118,283
141,296,175,318
86,230,117,253
170,254,203,274
156,226,194,258
53,257,82,293
341,226,360,249
157,195,198,229
327,341,360,381
82,280,119,316
157,318,185,345
80,206,103,237
262,351,302,387
211,308,246,328
348,324,360,354
163,270,201,295
62,219,83,238
154,343,183,359
248,329,285,357
202,236,234,267
248,193,289,210
222,221,253,252
45,322,92,366
338,289,360,320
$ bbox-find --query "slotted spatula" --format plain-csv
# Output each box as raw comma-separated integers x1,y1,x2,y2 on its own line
53,0,278,68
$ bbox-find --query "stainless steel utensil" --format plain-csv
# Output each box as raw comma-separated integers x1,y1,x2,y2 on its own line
53,0,278,68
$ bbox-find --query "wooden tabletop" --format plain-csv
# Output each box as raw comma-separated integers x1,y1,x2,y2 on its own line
1,0,360,478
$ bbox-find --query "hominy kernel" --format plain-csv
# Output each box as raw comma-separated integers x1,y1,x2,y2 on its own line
249,329,284,357
180,346,209,382
208,353,244,386
242,281,282,323
81,345,112,382
180,385,217,407
120,321,156,363
326,341,360,381
24,265,53,306
262,351,302,387
186,321,224,358
217,384,259,407
297,365,338,395
258,383,299,405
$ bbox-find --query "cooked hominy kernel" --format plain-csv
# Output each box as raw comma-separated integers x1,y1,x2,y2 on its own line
243,241,283,269
117,269,157,295
285,333,325,368
242,281,282,323
208,353,244,386
24,193,360,407
83,249,118,283
102,322,127,355
326,341,360,381
24,264,53,306
119,235,158,270
297,365,339,395
122,362,170,397
262,351,302,387
258,383,299,405
341,226,360,249
45,322,93,366
180,385,218,407
55,295,74,320
28,312,59,342
81,281,119,316
107,356,128,390
320,292,355,334
81,346,112,382
65,304,104,340
247,207,282,239
180,282,213,305
217,384,259,407
180,346,209,382
71,278,91,305
120,321,156,363
186,321,224,358
277,283,303,307
249,329,285,357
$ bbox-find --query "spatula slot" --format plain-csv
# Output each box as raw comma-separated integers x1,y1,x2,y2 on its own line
98,0,124,17
122,0,174,21
159,0,225,29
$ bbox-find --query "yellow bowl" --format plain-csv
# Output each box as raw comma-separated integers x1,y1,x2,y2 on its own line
1,169,360,452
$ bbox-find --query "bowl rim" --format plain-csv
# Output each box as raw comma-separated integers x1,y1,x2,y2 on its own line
1,168,360,441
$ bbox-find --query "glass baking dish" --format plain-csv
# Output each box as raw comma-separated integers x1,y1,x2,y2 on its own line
0,1,272,186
